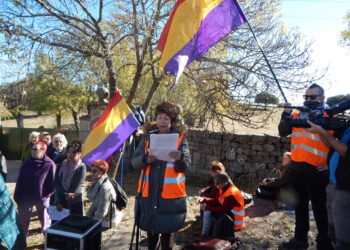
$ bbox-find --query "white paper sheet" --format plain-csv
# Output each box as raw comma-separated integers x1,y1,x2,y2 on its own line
48,205,70,221
149,133,179,162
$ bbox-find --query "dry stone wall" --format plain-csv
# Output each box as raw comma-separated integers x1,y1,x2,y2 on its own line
186,129,291,183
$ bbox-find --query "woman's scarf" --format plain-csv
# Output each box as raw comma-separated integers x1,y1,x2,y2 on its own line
59,159,82,190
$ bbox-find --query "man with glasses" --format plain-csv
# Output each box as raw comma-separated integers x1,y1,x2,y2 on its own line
278,84,333,250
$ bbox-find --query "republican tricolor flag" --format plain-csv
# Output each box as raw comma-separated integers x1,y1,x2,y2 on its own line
157,0,247,90
81,91,140,167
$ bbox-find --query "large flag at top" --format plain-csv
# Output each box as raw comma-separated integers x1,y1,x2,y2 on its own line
81,91,140,167
157,0,247,90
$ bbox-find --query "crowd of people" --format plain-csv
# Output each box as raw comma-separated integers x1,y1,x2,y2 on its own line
0,91,349,250
0,130,123,249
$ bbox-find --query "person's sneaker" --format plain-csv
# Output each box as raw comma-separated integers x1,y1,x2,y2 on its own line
282,238,309,249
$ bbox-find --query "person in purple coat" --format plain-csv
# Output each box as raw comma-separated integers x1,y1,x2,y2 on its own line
14,141,56,238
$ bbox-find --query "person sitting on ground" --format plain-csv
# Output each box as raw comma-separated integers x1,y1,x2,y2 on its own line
198,172,245,240
54,140,86,216
21,131,40,161
259,152,296,208
261,152,292,188
47,133,68,166
197,161,225,218
199,161,225,199
14,141,56,238
86,160,123,229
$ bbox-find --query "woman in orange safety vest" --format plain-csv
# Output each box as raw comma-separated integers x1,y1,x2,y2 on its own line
131,101,191,250
199,171,245,240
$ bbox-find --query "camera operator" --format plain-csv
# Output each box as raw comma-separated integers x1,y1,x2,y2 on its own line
307,119,350,250
278,84,333,250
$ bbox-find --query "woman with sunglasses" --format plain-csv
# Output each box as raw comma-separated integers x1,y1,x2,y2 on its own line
198,172,245,240
14,141,56,238
54,140,86,216
86,160,123,228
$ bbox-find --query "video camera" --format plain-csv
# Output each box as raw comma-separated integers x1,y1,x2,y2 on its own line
284,99,350,130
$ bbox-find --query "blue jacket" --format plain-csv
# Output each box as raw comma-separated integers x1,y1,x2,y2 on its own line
0,175,26,249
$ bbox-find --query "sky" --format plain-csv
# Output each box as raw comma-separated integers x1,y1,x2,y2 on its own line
0,0,349,105
280,0,350,105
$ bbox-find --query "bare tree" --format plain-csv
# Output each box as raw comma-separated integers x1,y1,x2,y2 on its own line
0,0,128,95
0,0,326,174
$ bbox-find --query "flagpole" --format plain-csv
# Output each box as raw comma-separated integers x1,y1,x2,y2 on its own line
238,5,288,103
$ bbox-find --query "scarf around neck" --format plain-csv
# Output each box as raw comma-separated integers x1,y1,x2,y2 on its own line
59,159,82,190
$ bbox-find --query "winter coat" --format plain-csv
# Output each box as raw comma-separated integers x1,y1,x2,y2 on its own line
14,155,56,205
131,125,191,233
54,160,86,209
86,175,122,228
0,174,26,249
0,151,7,181
47,147,67,166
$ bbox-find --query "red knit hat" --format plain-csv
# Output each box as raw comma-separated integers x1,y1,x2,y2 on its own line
34,141,47,153
91,160,109,174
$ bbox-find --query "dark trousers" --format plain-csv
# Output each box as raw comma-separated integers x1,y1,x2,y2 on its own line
147,232,174,250
211,212,234,238
293,171,333,249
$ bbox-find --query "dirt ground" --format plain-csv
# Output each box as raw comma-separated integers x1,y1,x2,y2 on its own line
112,172,318,250
6,162,319,250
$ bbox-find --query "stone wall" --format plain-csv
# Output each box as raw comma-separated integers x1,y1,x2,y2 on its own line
186,129,291,183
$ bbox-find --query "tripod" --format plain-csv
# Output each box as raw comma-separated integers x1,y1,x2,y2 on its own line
129,150,149,250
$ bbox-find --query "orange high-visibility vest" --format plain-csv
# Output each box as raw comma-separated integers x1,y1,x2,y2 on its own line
219,185,245,230
291,112,334,167
137,135,186,199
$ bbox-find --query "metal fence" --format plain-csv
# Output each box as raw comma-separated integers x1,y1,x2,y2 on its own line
0,127,79,160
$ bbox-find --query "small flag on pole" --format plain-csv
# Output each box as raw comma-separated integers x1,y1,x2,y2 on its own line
157,0,247,90
81,91,140,167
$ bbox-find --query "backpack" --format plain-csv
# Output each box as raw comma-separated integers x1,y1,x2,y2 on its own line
102,177,128,210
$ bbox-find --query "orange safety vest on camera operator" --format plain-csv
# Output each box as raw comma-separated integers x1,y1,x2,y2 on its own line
219,185,245,230
137,135,186,199
291,112,334,167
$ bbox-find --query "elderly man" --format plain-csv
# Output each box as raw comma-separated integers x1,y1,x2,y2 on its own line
278,84,333,250
47,133,68,166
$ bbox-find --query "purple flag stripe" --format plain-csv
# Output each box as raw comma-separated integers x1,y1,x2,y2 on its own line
165,0,246,86
82,113,139,167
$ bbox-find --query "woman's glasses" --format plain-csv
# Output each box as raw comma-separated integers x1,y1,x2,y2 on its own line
303,95,320,100
31,147,42,152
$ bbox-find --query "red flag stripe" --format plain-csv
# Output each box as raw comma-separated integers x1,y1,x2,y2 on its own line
157,0,186,53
